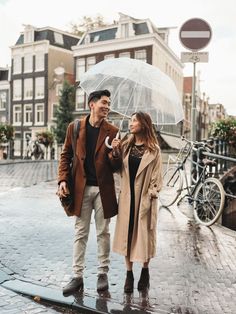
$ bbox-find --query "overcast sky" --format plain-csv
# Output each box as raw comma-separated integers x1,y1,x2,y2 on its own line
0,0,235,115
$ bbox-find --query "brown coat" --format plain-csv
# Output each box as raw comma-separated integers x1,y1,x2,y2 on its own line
58,116,122,218
112,145,162,262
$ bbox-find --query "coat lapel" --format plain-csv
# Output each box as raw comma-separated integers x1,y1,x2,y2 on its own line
136,149,156,178
76,117,86,158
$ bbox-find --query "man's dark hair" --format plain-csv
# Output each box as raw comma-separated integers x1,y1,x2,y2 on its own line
88,89,110,104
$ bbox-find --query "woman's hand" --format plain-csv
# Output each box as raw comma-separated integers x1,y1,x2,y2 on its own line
111,138,121,157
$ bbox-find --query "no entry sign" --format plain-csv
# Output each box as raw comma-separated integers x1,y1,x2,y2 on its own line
179,18,212,51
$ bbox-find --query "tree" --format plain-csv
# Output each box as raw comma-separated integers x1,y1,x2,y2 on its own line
36,130,54,147
69,15,109,36
0,123,14,160
210,118,236,144
210,117,236,156
0,123,14,144
53,80,75,144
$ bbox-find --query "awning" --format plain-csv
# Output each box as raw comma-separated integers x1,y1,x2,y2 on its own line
160,134,185,150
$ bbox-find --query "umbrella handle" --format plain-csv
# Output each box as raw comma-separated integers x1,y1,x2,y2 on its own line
105,132,119,149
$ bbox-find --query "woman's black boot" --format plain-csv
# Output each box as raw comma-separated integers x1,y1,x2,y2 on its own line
137,268,150,291
124,270,134,293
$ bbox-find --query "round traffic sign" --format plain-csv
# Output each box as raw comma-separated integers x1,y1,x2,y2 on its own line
179,18,212,51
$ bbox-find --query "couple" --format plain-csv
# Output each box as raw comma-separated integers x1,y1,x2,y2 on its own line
57,89,162,296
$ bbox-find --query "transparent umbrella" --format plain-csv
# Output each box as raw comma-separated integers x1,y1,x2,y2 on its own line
80,57,184,125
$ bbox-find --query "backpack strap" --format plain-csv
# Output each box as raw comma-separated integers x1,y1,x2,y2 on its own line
72,119,80,154
70,119,80,177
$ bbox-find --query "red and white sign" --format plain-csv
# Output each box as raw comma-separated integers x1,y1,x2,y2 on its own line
179,18,212,51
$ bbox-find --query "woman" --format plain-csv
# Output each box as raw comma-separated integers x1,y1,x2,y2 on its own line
111,111,162,293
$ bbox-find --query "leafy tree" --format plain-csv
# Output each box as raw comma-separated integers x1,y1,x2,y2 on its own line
0,123,14,144
210,117,236,157
53,80,75,144
210,118,236,145
69,14,109,36
36,130,54,147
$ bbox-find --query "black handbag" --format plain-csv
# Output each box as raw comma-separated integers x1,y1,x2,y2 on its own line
59,119,80,216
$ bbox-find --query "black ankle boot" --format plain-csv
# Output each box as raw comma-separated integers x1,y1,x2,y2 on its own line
124,270,134,293
137,268,150,291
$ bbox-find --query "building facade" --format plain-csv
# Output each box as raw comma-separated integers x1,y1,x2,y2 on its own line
72,13,184,139
209,103,227,125
10,25,80,157
0,67,10,124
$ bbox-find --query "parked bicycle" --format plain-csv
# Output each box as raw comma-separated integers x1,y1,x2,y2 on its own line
159,137,225,226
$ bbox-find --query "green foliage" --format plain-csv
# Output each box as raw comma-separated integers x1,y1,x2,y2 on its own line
69,15,109,36
36,130,54,147
53,80,75,144
0,123,14,144
210,118,236,145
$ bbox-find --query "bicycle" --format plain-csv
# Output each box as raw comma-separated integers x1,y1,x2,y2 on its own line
159,137,225,226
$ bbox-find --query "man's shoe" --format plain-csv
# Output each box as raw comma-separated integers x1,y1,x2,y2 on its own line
97,273,109,292
63,277,84,296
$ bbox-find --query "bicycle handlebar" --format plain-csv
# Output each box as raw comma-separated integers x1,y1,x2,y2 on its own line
181,136,213,152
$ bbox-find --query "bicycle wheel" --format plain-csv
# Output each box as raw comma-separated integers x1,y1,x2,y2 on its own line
159,166,183,207
193,177,225,226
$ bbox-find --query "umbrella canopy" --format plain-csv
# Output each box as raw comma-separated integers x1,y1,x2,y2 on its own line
80,58,184,125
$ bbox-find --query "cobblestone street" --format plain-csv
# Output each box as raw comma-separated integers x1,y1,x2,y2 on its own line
0,161,236,313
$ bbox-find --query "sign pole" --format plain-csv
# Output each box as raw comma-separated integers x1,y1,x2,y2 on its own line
190,61,197,184
179,17,212,182
191,61,196,141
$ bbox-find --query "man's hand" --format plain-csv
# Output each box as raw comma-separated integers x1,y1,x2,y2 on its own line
57,181,69,198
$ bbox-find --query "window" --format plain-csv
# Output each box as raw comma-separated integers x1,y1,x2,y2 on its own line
93,35,100,42
54,32,64,45
104,54,115,60
56,84,63,97
35,77,44,99
23,131,32,156
121,23,129,38
76,58,85,81
0,91,7,110
14,132,21,157
13,80,22,100
35,52,44,71
13,104,22,125
119,52,130,58
24,54,33,73
24,28,34,43
24,104,32,125
35,103,44,125
76,88,85,110
135,50,147,63
13,56,22,74
84,34,90,44
24,78,33,99
87,56,96,70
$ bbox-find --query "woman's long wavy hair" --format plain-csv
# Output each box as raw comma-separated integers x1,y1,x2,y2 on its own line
122,111,159,153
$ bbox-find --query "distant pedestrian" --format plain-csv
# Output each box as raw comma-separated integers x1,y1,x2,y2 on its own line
111,111,162,293
57,89,121,296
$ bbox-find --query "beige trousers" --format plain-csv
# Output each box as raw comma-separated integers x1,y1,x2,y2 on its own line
73,185,110,278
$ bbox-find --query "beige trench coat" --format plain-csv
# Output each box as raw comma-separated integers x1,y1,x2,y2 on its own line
112,145,162,262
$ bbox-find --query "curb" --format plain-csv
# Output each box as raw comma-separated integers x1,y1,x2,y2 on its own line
0,269,162,314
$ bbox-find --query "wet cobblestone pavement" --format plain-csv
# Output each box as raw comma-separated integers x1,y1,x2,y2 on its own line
0,161,236,313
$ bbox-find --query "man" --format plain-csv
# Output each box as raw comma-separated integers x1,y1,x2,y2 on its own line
58,90,121,296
